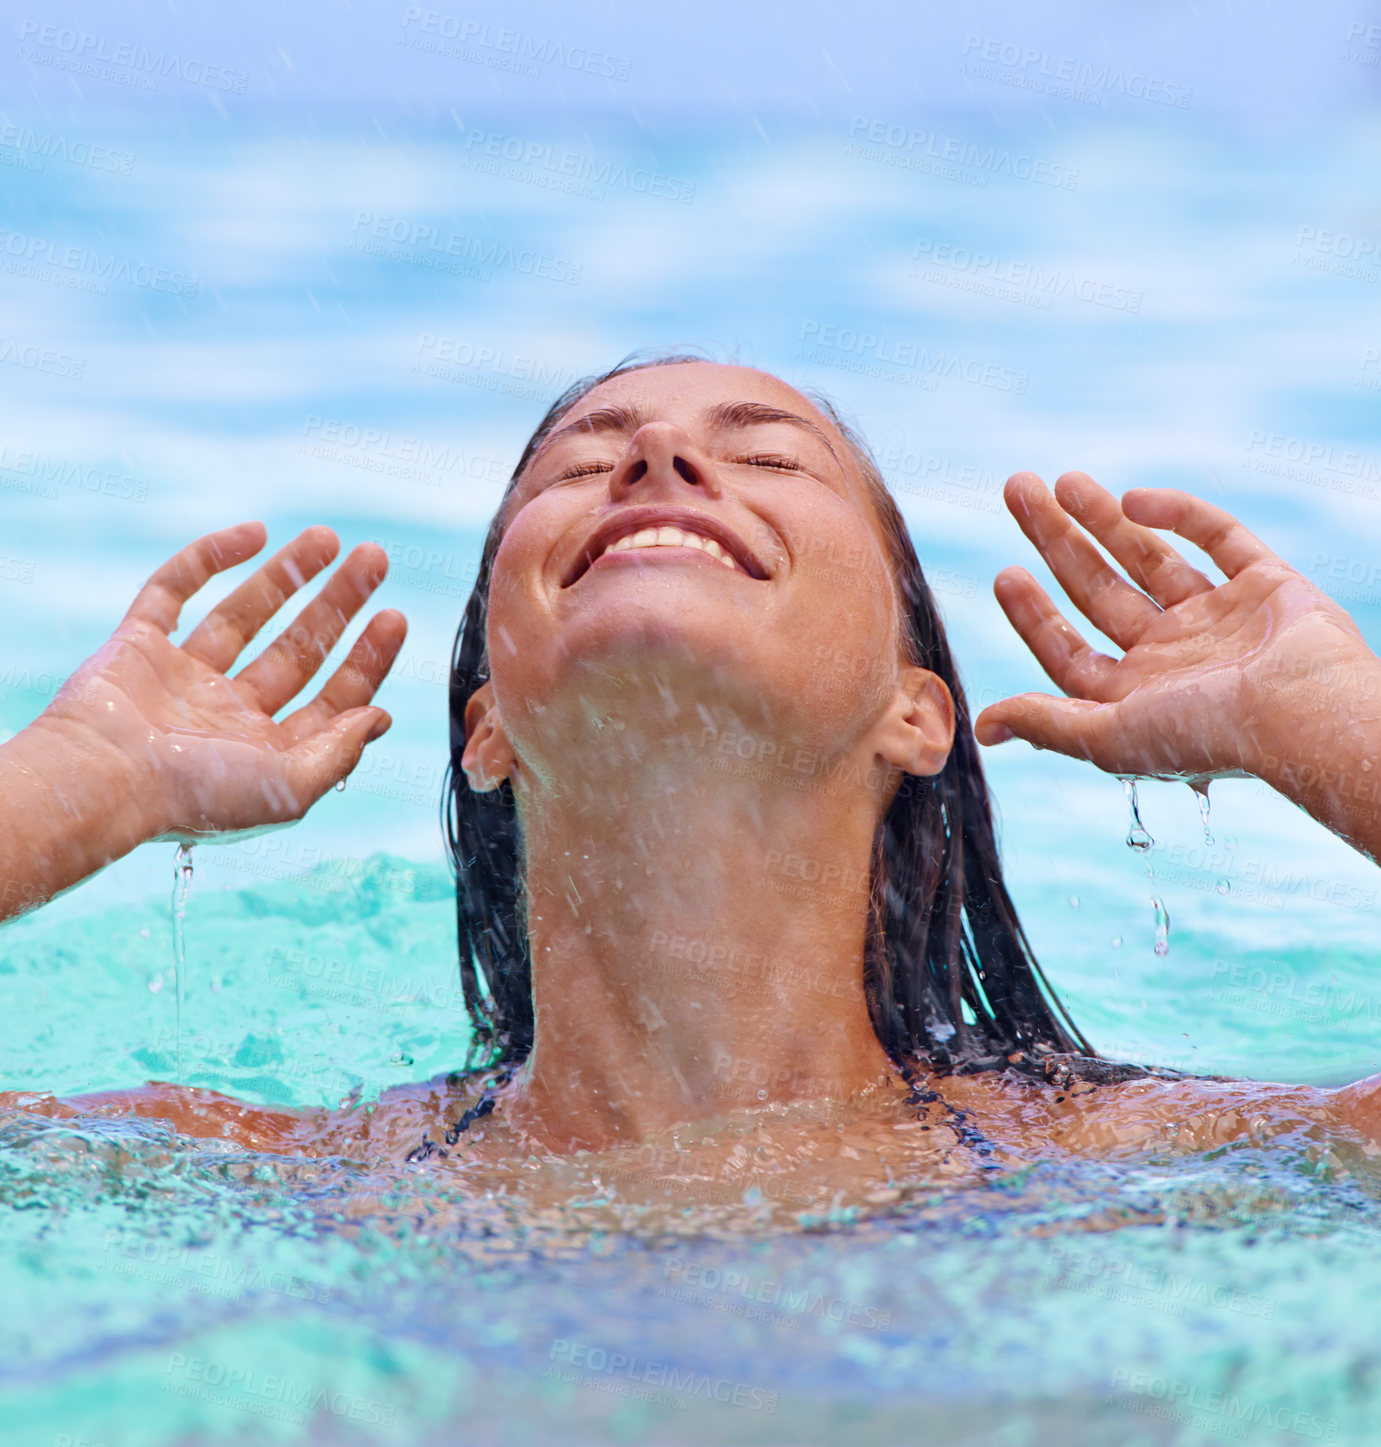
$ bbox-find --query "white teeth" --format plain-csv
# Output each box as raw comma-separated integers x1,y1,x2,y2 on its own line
598,525,740,571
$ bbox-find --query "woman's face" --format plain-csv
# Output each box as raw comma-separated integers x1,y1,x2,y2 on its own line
482,362,914,780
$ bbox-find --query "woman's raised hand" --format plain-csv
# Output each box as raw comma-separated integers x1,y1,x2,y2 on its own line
36,522,407,841
972,472,1380,783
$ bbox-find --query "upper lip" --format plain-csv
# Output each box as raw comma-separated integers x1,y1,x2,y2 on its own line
561,507,771,587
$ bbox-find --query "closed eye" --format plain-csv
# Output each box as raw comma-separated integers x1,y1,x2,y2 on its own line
736,453,803,471
556,461,615,481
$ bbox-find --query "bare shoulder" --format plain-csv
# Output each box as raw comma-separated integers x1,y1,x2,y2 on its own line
0,1083,315,1153
1322,1070,1381,1143
932,1068,1348,1157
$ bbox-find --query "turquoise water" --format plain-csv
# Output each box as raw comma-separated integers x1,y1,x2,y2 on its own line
5,14,1381,1442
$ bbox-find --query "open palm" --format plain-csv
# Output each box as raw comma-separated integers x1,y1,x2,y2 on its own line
973,472,1371,780
41,522,407,840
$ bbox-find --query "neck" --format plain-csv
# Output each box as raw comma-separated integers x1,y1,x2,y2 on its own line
500,705,900,1152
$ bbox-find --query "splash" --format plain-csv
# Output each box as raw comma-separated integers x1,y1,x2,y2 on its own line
1121,778,1170,956
171,843,194,1077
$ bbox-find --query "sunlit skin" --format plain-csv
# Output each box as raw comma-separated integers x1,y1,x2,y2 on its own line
6,361,1381,1190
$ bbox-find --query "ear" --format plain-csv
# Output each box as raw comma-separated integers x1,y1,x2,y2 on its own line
874,666,955,778
460,681,518,793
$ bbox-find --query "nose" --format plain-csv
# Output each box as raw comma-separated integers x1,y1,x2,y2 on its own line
609,422,721,497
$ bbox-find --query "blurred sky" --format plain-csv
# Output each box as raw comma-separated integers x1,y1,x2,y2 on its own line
3,0,1381,1073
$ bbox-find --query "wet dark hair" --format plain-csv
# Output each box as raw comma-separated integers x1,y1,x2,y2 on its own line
444,352,1152,1088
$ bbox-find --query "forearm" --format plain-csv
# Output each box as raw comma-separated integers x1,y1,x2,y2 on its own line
0,717,158,922
1247,651,1381,864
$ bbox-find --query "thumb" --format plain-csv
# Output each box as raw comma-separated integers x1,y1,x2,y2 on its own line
285,707,392,802
974,693,1110,762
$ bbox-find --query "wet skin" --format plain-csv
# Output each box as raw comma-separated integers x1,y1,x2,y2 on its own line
6,361,1381,1182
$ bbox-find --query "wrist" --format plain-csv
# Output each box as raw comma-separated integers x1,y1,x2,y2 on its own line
1243,649,1381,804
20,711,167,855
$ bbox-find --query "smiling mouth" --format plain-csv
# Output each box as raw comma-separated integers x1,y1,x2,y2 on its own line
563,521,770,587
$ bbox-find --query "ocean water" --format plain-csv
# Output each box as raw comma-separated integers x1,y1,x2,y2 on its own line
5,6,1381,1441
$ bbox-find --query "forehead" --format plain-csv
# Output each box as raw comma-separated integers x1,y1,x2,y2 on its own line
560,361,842,432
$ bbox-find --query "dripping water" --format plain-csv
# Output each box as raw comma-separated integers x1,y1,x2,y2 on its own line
1192,780,1214,844
1190,780,1231,893
1121,778,1169,956
1122,776,1153,852
172,843,194,1076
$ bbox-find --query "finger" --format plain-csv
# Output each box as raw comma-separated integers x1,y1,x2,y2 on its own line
180,527,340,674
122,523,268,635
993,567,1120,700
1052,472,1215,608
1004,472,1161,652
234,544,391,715
277,610,408,743
282,707,392,808
1120,488,1279,579
1004,472,1165,648
973,692,1111,762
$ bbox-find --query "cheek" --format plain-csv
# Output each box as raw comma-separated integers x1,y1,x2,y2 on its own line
779,570,901,726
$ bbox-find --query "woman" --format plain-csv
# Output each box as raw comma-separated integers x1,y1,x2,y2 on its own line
5,355,1381,1193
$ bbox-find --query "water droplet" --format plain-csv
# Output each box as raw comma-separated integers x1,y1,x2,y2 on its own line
171,843,194,1077
148,976,164,993
1111,936,1123,949
1153,895,1171,956
1120,779,1167,954
1192,781,1214,845
335,778,346,792
757,1089,768,1101
1121,777,1154,852
1223,834,1238,851
1216,878,1231,895
1068,895,1080,909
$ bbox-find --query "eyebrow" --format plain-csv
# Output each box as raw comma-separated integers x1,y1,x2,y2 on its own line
534,399,843,465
